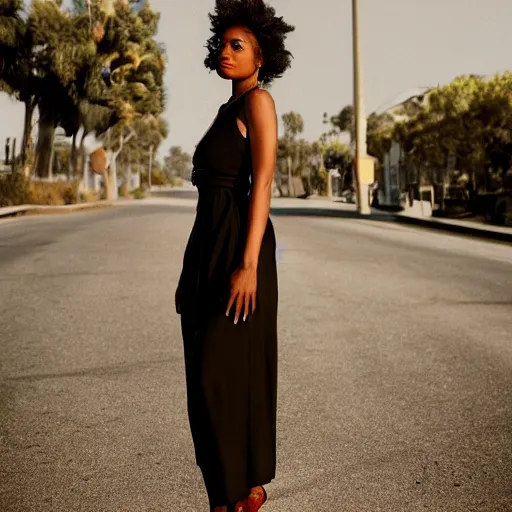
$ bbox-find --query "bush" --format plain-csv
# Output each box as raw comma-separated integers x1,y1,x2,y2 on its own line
30,181,79,205
170,177,184,187
310,168,328,196
79,190,100,203
0,172,32,207
150,169,167,186
132,187,145,200
60,182,78,204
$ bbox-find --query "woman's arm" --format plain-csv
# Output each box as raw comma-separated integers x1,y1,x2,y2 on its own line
225,89,277,324
243,89,278,267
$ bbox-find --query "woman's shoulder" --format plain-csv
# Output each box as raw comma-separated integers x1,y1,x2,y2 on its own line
245,88,276,118
246,87,274,105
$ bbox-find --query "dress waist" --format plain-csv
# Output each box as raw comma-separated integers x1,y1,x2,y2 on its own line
191,167,249,194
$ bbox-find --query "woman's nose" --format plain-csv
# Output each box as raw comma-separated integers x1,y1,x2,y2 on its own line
219,45,231,61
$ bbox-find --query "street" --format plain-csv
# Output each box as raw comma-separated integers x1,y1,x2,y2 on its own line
1,200,511,511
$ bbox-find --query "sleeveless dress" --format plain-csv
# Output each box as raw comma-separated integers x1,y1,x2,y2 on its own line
178,89,278,508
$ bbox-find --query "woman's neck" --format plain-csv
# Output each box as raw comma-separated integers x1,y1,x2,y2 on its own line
231,77,259,100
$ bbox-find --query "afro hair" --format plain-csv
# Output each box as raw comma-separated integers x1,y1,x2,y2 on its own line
204,0,295,86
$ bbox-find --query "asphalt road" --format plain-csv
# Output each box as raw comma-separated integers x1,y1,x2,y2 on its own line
1,201,511,512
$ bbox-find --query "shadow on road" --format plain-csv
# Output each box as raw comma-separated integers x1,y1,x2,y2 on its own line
151,190,198,200
150,191,397,221
269,206,396,222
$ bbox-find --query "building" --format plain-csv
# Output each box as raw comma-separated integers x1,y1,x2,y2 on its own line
377,88,435,208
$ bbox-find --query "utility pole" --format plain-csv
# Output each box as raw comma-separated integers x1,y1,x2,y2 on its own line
352,0,372,215
148,144,153,191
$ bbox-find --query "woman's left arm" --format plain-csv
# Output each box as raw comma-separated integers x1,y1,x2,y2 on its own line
225,89,277,324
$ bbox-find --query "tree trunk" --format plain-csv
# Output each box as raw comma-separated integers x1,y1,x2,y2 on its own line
125,163,132,193
48,134,55,182
107,154,118,200
78,130,88,179
102,168,111,200
70,133,77,181
11,138,17,174
34,105,56,179
21,99,35,167
106,130,136,200
287,155,293,197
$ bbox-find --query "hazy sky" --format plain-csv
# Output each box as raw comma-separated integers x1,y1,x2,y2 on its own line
1,0,511,159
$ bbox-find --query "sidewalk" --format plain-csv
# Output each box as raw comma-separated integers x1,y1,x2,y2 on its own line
268,197,512,243
0,201,113,218
393,210,512,243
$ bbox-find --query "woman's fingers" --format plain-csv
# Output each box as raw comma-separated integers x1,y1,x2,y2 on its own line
226,283,257,324
226,290,237,318
243,293,251,322
234,293,244,324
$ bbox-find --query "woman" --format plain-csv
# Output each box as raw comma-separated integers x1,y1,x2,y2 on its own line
175,1,294,511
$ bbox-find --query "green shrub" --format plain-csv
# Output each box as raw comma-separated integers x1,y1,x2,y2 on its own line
132,187,145,200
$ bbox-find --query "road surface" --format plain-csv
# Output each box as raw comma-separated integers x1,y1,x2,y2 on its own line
1,200,511,511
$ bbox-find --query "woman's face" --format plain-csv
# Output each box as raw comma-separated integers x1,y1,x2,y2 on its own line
217,25,262,82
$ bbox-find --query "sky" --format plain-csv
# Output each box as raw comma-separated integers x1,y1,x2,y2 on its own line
1,0,512,159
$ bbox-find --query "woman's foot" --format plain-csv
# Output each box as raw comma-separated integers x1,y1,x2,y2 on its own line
248,486,267,512
213,499,248,512
233,499,248,512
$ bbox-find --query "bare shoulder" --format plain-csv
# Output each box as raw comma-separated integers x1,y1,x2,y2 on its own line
245,88,276,116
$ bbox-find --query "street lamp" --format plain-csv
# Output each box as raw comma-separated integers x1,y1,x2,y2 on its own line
352,0,372,215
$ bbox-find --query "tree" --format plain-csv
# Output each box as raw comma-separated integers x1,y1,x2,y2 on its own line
23,0,166,188
322,141,350,171
366,111,395,163
114,115,168,192
1,0,166,206
163,146,192,181
0,0,24,95
278,111,305,196
92,1,166,198
282,111,304,139
393,73,512,198
24,0,101,178
323,105,354,147
48,0,167,197
0,0,40,169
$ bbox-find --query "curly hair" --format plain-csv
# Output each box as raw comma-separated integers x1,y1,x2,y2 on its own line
204,0,295,86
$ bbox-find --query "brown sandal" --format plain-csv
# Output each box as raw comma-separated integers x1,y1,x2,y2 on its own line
248,486,267,512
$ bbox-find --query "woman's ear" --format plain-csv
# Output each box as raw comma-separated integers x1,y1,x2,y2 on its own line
256,47,264,69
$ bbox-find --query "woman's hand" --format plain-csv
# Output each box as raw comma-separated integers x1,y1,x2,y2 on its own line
226,265,257,324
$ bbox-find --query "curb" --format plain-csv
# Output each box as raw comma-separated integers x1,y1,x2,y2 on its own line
0,201,113,219
392,214,512,244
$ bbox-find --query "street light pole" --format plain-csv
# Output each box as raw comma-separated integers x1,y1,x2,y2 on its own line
148,144,153,191
352,0,371,215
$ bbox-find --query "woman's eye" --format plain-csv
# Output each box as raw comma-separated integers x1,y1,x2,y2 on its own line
231,41,243,51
